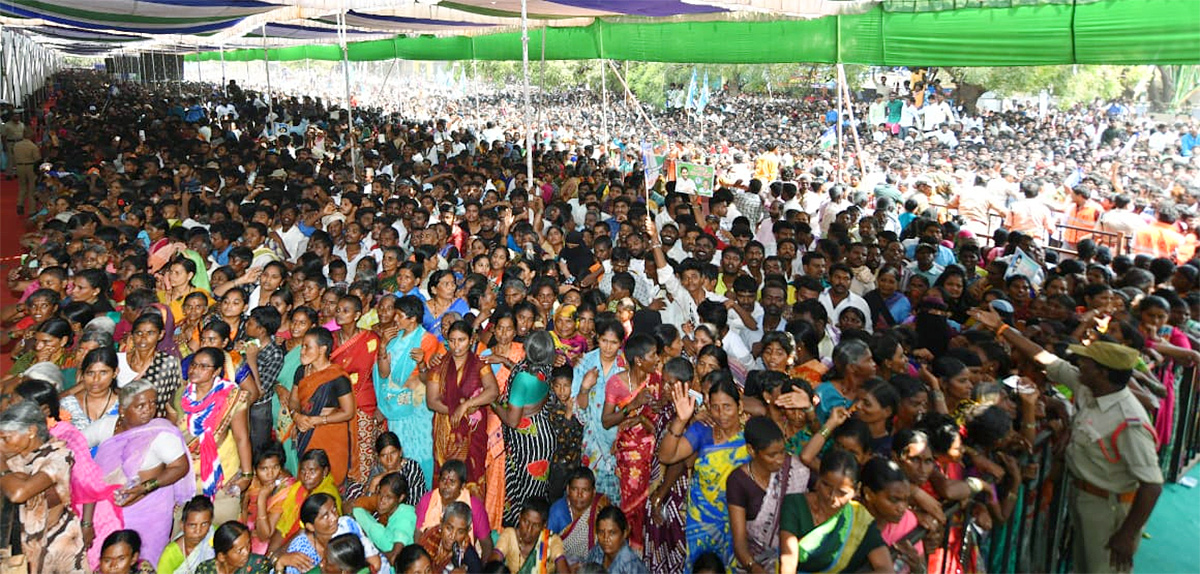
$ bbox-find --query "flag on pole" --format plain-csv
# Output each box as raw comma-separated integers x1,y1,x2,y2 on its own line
819,126,836,149
697,71,710,111
685,68,697,111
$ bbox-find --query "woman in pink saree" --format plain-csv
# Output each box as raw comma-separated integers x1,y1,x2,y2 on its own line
13,379,123,571
94,379,195,566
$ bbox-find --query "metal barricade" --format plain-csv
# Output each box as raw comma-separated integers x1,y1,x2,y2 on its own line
1049,223,1129,258
1166,365,1200,482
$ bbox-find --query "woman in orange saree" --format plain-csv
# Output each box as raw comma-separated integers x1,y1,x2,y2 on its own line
478,311,525,530
290,327,356,488
328,294,381,497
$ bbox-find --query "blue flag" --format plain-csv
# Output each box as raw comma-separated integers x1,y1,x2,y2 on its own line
685,68,697,111
698,71,710,111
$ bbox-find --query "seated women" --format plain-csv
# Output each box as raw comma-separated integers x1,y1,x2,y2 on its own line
157,496,216,574
98,530,155,574
272,449,343,552
196,520,271,574
492,497,569,574
582,506,649,574
417,501,485,574
779,449,891,574
356,432,428,516
548,467,610,566
414,459,492,559
245,442,296,554
352,472,418,561
282,493,387,574
393,545,434,574
309,533,374,574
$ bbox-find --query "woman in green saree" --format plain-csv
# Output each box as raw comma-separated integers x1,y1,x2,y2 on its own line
779,449,892,574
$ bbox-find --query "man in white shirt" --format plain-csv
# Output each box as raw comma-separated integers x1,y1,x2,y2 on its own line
819,263,873,333
1098,194,1146,238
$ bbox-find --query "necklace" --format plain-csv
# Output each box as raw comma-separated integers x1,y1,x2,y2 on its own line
747,462,772,491
84,390,115,421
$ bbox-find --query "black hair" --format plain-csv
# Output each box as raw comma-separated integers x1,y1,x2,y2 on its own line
181,495,215,521
248,305,282,336
326,533,370,571
379,472,410,503
964,405,1013,450
254,440,286,469
375,431,402,454
744,415,784,451
131,311,165,334
662,356,694,385
820,448,861,482
861,457,909,492
101,529,143,555
212,521,250,555
395,545,433,574
706,370,741,404
305,327,335,357
596,505,629,532
13,379,59,421
300,492,337,525
36,317,74,347
440,459,468,483
300,448,332,470
567,466,597,488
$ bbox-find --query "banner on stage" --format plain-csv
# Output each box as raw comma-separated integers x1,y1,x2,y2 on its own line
673,162,714,197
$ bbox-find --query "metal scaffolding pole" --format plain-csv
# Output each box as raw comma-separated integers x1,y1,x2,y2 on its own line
339,11,358,180
220,44,227,97
520,0,533,187
263,24,274,139
836,64,844,184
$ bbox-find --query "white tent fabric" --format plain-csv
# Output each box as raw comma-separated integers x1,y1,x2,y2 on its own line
2,28,63,105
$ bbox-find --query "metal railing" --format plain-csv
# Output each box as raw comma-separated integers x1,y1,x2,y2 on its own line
906,365,1200,573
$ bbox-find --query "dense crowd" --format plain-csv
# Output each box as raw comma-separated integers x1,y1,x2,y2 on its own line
0,68,1199,574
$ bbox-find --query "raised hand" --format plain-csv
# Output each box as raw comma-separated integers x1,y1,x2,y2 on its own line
670,381,696,423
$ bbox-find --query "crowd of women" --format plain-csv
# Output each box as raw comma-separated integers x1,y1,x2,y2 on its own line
0,69,1194,574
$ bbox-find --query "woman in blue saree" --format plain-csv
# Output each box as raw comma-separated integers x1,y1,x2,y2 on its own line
374,294,443,490
656,372,750,570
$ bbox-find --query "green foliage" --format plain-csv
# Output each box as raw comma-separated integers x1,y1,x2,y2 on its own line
948,65,1153,107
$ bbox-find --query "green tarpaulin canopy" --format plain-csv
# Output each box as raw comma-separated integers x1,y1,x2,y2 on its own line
185,0,1200,66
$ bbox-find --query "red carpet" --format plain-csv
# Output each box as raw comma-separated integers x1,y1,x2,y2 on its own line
0,176,28,373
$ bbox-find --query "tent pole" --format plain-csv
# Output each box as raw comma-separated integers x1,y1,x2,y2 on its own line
520,0,533,187
263,25,274,139
838,64,867,175
539,24,546,134
339,11,358,181
598,24,608,146
600,59,608,145
836,64,844,184
220,45,227,97
606,60,657,133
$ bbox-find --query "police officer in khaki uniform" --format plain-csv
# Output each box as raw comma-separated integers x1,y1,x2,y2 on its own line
1,110,25,176
972,308,1163,573
11,128,40,215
